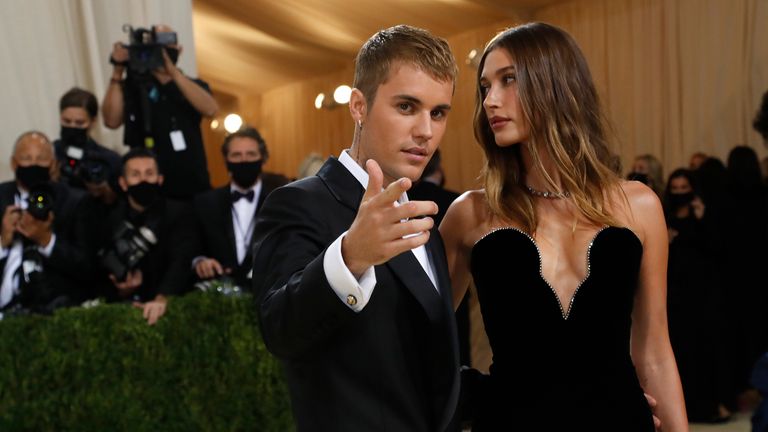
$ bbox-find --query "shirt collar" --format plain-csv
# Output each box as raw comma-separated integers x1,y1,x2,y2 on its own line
337,150,409,204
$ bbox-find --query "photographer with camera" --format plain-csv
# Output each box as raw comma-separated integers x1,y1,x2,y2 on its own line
91,148,195,325
55,87,121,196
102,24,217,201
191,127,288,291
0,132,89,314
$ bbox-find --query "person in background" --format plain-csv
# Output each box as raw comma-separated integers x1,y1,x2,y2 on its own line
720,146,768,409
0,131,89,314
55,87,121,192
102,24,217,200
689,152,707,171
663,168,730,423
89,148,195,325
628,154,665,196
191,127,288,290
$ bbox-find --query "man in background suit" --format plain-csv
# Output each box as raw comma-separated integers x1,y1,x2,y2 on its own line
192,127,288,288
252,25,460,431
0,131,88,313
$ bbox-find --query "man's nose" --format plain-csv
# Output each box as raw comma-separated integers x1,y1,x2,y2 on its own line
413,112,433,142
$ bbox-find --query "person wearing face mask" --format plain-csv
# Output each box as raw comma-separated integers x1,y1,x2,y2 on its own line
662,168,730,423
191,127,288,290
90,148,195,325
102,24,218,201
628,154,665,197
54,87,121,192
0,131,90,314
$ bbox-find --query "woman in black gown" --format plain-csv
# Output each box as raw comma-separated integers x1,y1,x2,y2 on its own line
664,169,730,422
440,23,688,430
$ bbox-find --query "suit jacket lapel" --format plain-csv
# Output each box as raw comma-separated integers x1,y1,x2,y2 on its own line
316,158,364,213
426,226,461,430
385,250,444,324
218,186,238,265
426,227,452,304
318,158,446,323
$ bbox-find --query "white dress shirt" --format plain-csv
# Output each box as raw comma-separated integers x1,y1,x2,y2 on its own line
323,150,439,312
230,180,262,264
0,188,57,308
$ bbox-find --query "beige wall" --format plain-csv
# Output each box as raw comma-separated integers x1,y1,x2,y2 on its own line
534,0,768,176
204,0,768,192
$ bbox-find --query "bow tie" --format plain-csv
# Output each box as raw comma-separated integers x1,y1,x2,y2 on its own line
231,189,255,203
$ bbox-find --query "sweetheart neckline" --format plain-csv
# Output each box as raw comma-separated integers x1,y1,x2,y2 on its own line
472,226,641,320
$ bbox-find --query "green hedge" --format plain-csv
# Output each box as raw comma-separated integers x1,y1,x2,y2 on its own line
0,292,293,431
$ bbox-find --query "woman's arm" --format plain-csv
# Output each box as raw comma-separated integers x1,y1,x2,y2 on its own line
627,183,689,431
440,191,480,310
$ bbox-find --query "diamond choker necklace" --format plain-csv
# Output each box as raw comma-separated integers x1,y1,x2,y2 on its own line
525,184,570,199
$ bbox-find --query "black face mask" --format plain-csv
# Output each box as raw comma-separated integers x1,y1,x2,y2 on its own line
227,160,263,189
627,172,649,185
127,182,161,208
165,47,180,65
668,192,695,209
16,165,51,189
60,126,88,148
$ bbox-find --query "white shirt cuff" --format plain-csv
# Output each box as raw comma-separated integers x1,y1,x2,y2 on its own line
323,231,376,312
191,255,206,269
38,234,56,257
0,245,9,260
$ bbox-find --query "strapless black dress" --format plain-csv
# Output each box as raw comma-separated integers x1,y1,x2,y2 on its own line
470,226,654,431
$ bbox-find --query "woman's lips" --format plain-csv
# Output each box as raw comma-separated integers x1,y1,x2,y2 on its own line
489,116,510,130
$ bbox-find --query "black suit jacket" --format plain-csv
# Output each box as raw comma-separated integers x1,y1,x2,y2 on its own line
192,173,288,287
0,180,89,311
252,158,460,432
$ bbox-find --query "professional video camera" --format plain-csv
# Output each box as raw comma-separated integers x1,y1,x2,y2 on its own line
26,183,55,221
60,137,111,186
98,221,158,281
121,24,178,75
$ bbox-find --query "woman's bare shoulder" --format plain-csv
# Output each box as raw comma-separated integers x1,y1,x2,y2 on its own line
441,189,493,243
618,180,662,213
612,180,664,241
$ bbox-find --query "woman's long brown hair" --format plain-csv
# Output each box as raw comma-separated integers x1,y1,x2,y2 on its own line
474,22,622,234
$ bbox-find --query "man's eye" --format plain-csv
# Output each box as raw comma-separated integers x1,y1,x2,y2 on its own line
431,109,445,120
398,103,412,112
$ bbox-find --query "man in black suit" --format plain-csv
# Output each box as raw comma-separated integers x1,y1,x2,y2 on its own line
192,127,288,289
252,25,460,431
0,131,89,313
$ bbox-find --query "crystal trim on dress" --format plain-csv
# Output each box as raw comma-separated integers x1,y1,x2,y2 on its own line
474,226,609,320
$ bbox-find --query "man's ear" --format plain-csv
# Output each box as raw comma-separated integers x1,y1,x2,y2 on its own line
10,157,17,173
349,88,367,125
118,176,128,192
157,174,164,186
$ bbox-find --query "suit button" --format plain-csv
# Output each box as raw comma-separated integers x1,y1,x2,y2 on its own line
346,295,357,306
